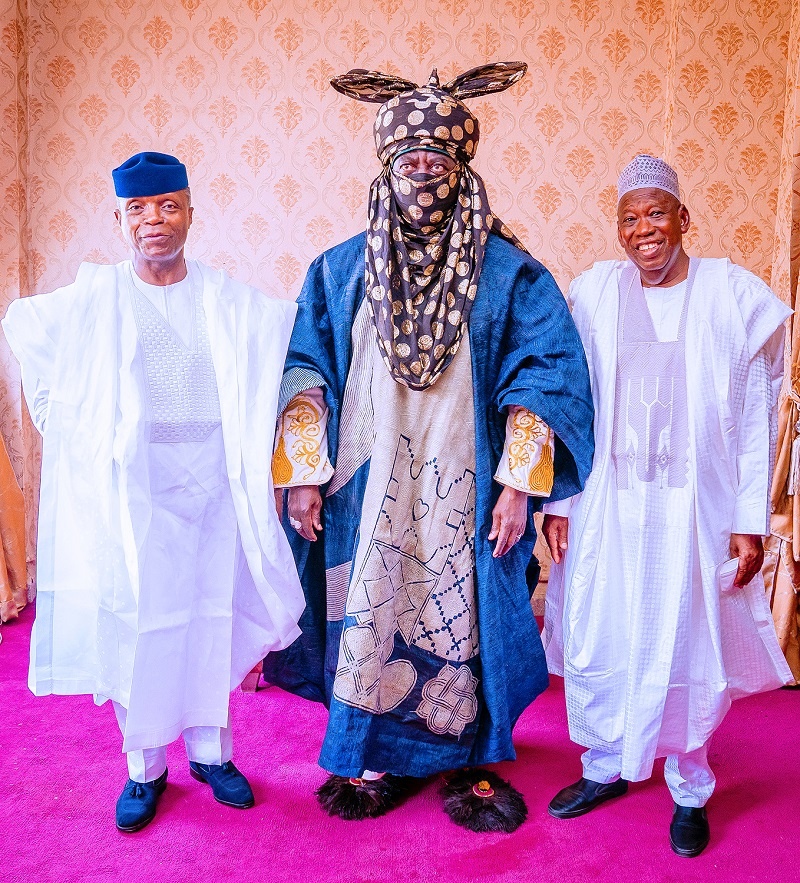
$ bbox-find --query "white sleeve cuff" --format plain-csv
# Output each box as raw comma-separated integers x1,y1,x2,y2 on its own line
731,500,768,537
542,496,574,517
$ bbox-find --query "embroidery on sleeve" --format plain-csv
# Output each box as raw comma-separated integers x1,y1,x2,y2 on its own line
271,430,294,486
495,408,554,496
508,408,545,470
529,427,554,493
287,397,323,481
271,392,334,487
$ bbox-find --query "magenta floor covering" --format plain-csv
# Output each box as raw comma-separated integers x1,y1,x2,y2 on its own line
3,604,797,883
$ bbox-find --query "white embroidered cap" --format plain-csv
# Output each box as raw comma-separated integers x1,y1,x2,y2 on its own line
617,154,681,202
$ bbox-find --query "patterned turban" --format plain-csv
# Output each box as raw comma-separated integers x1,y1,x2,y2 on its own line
332,62,526,167
617,154,681,203
331,62,529,390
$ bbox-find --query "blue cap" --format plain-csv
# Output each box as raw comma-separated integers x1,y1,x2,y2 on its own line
112,152,189,198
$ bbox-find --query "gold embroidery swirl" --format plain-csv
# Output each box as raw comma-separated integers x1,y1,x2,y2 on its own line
507,408,545,471
288,397,323,480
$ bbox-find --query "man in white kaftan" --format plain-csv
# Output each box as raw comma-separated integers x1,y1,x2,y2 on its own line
2,152,304,832
542,154,793,858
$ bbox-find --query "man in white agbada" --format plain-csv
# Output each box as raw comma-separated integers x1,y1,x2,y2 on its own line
2,152,304,832
542,154,793,857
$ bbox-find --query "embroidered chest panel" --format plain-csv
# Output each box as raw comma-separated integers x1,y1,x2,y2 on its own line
130,282,221,444
612,266,694,490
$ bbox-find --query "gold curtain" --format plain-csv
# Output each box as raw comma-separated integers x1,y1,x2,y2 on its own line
766,0,800,684
0,432,26,631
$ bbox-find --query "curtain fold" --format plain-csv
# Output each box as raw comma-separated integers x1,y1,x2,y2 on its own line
0,432,27,632
766,0,800,683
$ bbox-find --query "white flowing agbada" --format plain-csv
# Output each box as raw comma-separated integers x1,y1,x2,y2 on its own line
2,260,304,751
544,257,793,782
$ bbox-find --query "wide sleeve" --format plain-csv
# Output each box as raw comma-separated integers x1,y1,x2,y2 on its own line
276,244,364,466
538,272,600,517
2,289,69,434
494,406,554,497
492,257,595,503
728,264,791,535
277,255,334,417
17,370,50,434
272,388,334,488
732,338,782,535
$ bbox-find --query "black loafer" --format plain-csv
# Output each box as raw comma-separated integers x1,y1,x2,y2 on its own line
548,776,628,819
189,760,255,808
115,768,168,832
669,804,710,857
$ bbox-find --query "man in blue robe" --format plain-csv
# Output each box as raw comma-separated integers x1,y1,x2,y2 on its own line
266,63,594,832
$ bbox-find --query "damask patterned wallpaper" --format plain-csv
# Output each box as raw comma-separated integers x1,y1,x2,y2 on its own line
1,0,799,573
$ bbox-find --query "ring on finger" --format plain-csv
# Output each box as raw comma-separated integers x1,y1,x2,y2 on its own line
289,517,302,530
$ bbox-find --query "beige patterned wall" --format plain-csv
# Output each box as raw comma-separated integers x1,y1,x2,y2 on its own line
1,0,26,477
2,0,799,580
772,0,800,309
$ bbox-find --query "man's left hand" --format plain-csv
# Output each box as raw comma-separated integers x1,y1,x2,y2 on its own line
489,485,528,558
729,533,764,588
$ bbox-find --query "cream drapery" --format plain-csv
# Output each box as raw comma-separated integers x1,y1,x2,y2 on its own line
765,0,800,683
0,431,27,640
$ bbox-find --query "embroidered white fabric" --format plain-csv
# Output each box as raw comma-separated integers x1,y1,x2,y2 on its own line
544,257,792,785
129,266,221,443
272,388,334,487
617,154,681,202
493,405,554,497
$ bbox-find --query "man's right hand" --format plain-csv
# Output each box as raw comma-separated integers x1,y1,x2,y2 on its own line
542,514,569,564
287,485,323,542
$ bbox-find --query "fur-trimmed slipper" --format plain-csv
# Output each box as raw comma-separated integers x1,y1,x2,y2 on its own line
440,769,528,833
316,773,412,820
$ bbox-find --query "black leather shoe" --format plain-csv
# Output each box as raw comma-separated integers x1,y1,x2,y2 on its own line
669,804,710,857
548,776,628,819
115,768,168,832
189,760,255,808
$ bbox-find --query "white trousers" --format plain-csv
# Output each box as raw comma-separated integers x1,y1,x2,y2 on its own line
582,741,715,807
113,702,233,783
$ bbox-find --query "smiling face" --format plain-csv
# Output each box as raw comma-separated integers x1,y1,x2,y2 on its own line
617,188,690,287
115,189,193,283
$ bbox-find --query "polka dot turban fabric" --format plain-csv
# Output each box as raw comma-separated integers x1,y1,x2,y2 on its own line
331,62,529,390
332,62,527,167
373,85,479,166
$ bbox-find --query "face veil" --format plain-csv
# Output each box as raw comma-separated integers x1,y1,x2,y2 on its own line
332,63,530,390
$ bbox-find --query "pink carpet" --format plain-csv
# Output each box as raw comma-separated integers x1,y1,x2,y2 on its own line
2,604,796,883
